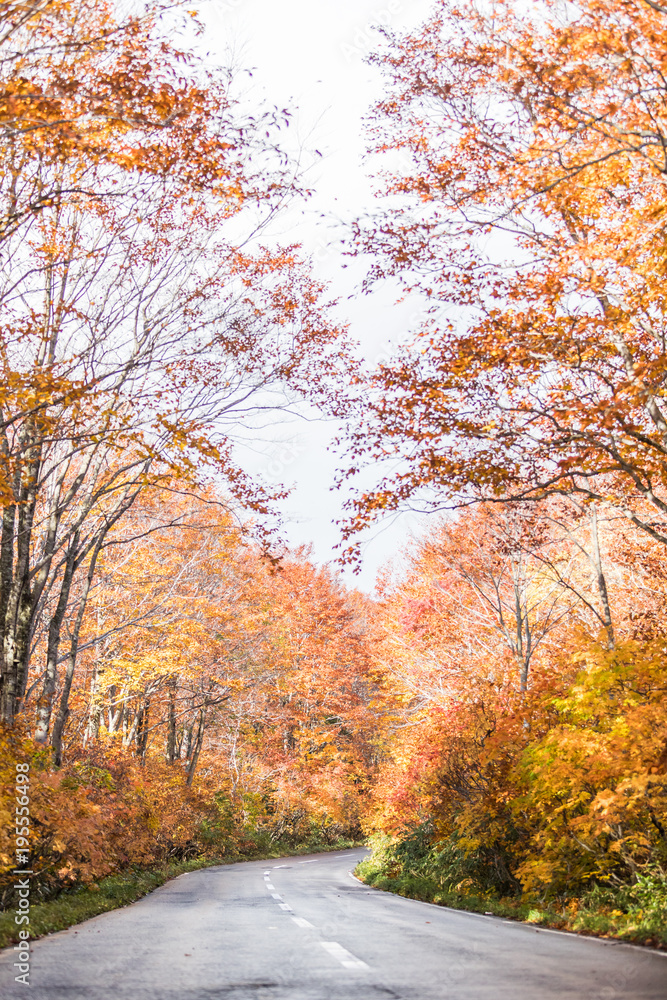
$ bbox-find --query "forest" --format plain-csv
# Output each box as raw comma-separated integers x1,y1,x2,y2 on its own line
0,0,666,951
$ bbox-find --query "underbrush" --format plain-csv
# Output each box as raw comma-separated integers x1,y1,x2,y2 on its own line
0,836,361,950
356,830,667,949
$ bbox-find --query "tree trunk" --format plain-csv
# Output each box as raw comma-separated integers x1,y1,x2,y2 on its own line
186,708,205,787
589,505,615,649
136,697,150,763
1,438,39,726
52,536,103,764
35,537,78,743
166,675,177,763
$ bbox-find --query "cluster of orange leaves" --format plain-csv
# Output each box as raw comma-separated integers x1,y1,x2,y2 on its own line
0,729,214,906
367,505,667,897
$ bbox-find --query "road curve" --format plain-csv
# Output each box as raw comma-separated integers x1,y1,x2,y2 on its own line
0,848,665,999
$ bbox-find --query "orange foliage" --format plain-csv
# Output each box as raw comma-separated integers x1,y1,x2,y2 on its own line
367,501,667,897
339,0,667,564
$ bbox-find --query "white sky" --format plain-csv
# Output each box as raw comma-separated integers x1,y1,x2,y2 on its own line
204,0,435,591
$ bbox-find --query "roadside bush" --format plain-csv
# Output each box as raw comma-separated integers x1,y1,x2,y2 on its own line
0,731,213,907
514,642,667,897
357,824,521,900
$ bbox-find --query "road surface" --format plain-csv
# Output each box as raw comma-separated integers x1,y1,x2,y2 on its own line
0,848,665,999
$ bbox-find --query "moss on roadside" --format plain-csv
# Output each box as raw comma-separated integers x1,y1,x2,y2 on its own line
0,837,362,950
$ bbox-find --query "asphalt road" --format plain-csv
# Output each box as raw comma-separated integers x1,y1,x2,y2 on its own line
0,848,665,1000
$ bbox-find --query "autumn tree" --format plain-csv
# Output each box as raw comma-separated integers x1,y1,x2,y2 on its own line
339,0,667,561
43,482,380,822
366,498,667,896
0,0,350,733
71,490,258,779
381,505,582,696
195,551,380,835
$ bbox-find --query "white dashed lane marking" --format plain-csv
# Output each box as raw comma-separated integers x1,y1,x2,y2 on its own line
291,916,314,929
320,941,369,970
260,873,367,969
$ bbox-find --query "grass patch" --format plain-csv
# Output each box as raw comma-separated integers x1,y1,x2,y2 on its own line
355,840,667,951
0,837,362,950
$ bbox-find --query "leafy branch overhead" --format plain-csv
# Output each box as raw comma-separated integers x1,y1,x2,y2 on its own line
338,0,667,557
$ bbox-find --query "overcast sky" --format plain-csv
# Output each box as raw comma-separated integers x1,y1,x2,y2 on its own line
204,0,435,590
